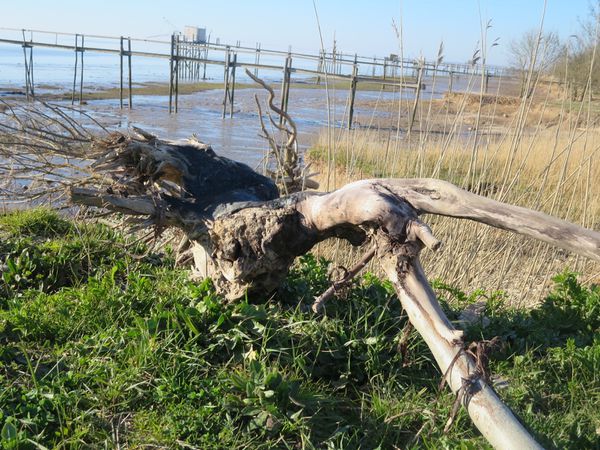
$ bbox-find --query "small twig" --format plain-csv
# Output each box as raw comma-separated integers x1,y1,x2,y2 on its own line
254,93,288,191
245,69,298,146
440,337,500,433
386,409,430,425
311,246,376,313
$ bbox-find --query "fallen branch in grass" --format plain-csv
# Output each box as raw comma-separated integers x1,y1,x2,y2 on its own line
68,128,600,449
311,245,377,313
5,101,599,448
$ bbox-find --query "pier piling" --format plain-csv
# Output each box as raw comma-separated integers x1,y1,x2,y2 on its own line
348,63,358,129
127,37,133,108
21,30,35,100
279,56,292,125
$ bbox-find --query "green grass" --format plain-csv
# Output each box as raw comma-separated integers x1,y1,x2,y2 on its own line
0,209,598,449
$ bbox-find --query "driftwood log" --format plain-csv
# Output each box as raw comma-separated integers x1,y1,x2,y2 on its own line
70,130,600,450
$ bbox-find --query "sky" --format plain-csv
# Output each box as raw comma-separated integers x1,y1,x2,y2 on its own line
1,0,596,66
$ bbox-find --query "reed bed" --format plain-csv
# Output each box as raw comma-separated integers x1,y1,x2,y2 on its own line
307,74,600,306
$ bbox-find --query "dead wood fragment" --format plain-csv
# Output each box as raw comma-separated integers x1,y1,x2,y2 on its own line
3,99,589,449
311,246,376,313
247,69,319,193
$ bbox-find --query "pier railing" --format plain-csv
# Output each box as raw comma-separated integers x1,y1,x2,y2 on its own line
0,27,513,128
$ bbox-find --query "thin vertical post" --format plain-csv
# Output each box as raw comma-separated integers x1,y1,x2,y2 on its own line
182,42,185,80
254,42,261,76
229,53,237,118
222,48,230,118
174,34,179,113
202,40,208,80
280,57,287,124
119,36,124,109
280,56,292,125
79,35,84,104
191,44,195,81
21,30,33,100
177,40,181,79
71,34,79,105
198,44,202,80
183,42,187,80
127,37,133,109
192,44,197,81
448,71,454,93
348,63,358,129
190,44,194,81
408,66,424,134
192,44,196,79
193,44,198,80
200,43,204,80
28,44,34,97
186,42,191,79
22,42,30,100
316,50,323,84
169,34,174,114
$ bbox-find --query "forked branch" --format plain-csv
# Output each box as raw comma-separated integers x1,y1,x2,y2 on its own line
246,69,318,193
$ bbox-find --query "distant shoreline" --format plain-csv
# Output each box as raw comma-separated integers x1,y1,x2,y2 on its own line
0,76,425,103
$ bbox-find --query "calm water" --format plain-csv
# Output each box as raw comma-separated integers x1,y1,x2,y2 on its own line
0,42,318,90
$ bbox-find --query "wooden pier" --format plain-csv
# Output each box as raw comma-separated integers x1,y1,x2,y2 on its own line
0,27,512,128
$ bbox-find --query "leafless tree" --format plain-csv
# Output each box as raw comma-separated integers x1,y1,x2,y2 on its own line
508,30,562,97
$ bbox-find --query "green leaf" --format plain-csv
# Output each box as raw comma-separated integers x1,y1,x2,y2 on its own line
262,389,275,398
1,421,18,442
289,409,304,421
178,306,201,335
265,371,282,389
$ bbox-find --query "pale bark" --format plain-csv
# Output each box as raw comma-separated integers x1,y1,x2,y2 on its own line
382,256,543,449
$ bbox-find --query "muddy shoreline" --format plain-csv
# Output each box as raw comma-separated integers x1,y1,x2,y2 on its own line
0,75,562,168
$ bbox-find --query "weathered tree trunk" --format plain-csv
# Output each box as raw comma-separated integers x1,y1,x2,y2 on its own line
71,132,600,449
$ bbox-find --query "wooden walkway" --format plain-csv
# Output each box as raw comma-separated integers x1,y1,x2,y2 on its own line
0,27,512,128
